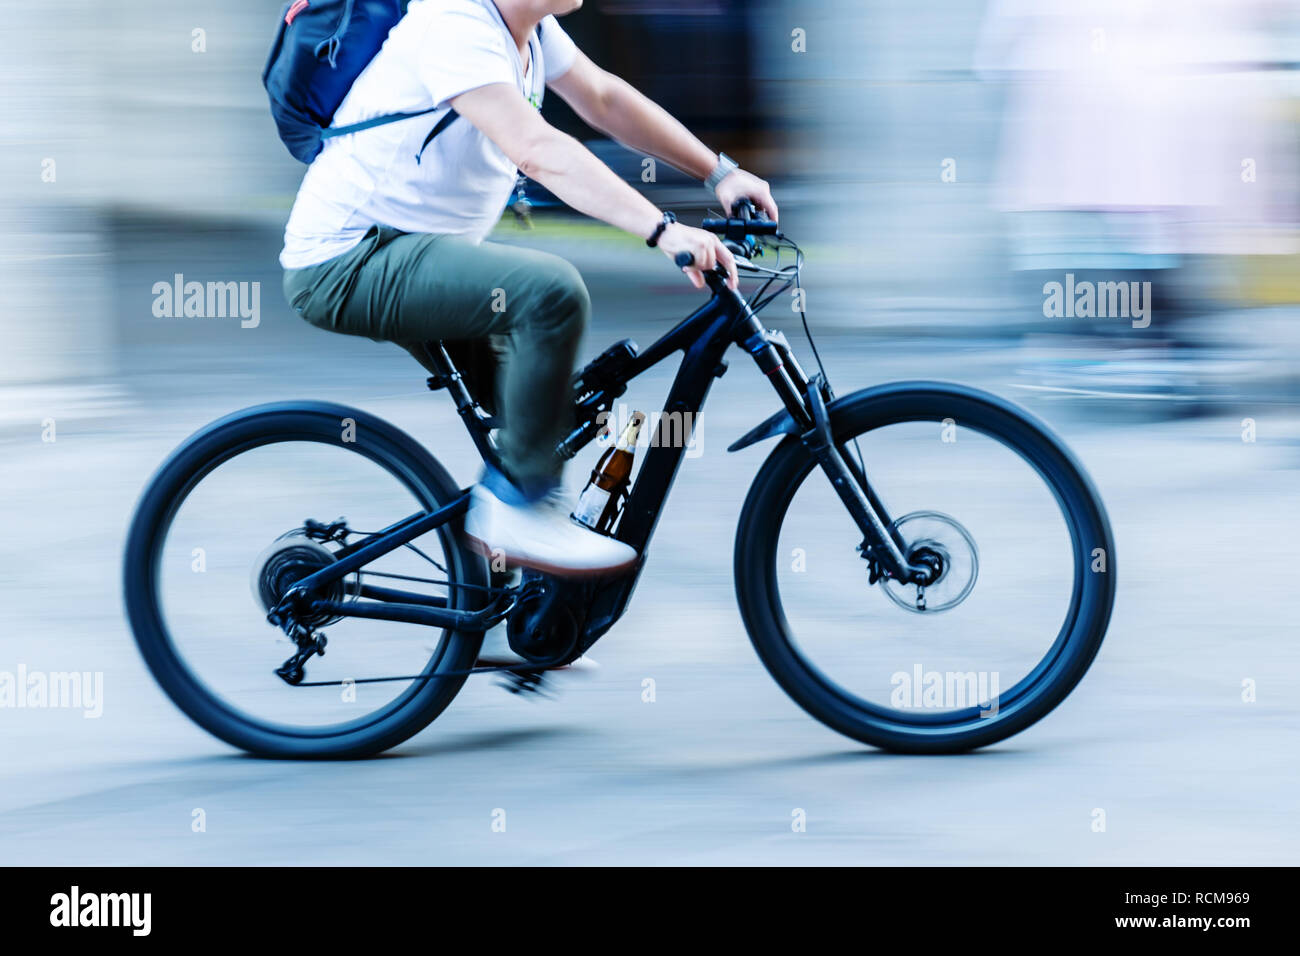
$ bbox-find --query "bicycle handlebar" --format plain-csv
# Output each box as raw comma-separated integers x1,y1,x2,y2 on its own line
700,217,780,237
703,198,779,240
675,199,779,272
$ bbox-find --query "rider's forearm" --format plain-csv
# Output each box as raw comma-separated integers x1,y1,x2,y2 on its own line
518,128,664,240
580,76,718,182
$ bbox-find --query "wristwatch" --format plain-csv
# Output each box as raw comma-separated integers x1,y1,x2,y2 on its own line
705,152,740,191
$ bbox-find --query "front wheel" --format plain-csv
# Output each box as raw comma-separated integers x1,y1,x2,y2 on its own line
735,382,1115,753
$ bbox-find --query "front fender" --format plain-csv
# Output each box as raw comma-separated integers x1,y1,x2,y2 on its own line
727,406,799,452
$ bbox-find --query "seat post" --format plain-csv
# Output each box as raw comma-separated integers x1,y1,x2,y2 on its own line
421,341,501,465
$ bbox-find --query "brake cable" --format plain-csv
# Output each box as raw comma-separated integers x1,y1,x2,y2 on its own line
759,232,872,487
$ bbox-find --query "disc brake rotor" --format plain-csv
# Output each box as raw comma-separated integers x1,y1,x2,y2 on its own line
879,511,979,614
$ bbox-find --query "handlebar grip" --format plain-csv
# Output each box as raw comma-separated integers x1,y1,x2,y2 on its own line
701,217,779,236
674,251,728,289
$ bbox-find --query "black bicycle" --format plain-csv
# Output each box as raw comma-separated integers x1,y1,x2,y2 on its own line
123,202,1115,758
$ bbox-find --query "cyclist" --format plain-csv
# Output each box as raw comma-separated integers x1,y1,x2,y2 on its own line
280,0,777,575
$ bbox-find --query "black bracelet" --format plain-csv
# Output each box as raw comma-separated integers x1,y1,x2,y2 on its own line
645,210,677,248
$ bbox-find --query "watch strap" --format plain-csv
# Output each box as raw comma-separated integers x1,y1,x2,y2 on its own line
705,152,740,191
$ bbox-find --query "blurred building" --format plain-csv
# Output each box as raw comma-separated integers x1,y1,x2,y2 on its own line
4,0,1298,407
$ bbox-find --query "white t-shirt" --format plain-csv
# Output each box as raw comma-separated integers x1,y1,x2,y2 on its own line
280,0,578,269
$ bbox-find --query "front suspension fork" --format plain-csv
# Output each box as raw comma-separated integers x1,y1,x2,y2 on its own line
798,380,929,584
735,303,928,586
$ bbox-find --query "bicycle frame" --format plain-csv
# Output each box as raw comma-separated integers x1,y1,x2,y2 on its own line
277,271,925,651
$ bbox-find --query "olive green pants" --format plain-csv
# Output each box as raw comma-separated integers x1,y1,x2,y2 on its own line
283,226,590,487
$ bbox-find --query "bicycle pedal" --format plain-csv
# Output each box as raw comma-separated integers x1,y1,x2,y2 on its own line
494,668,554,698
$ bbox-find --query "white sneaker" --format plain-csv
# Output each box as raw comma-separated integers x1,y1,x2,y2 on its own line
463,483,639,577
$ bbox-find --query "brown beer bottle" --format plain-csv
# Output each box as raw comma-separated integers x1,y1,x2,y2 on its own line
571,411,646,533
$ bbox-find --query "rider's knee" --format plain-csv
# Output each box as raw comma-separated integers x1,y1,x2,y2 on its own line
529,258,590,338
284,271,332,330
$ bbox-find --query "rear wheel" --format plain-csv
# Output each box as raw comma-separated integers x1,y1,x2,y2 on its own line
123,401,487,758
734,383,1115,753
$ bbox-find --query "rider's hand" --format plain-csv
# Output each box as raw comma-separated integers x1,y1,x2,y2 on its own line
656,221,738,291
714,169,779,224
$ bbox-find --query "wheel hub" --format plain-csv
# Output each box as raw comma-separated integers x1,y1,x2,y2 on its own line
908,545,947,587
877,511,979,614
251,536,347,628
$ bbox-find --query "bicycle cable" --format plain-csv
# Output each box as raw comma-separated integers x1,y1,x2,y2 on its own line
761,231,872,483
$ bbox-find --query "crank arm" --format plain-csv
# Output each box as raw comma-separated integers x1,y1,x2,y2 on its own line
799,379,928,584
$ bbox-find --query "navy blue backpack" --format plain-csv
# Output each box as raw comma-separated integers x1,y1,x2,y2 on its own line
263,0,458,163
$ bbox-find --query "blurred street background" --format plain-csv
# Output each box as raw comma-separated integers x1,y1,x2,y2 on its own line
2,0,1299,864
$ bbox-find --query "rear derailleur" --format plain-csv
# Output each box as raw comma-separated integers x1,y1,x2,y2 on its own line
275,623,328,686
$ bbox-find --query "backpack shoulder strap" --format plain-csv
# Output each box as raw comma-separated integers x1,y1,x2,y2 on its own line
322,106,442,140
414,109,460,164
